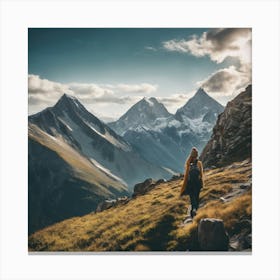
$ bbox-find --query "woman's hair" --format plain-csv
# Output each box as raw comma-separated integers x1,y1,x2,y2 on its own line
187,147,198,164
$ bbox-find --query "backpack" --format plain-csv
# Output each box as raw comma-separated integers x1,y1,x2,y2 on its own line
188,160,201,189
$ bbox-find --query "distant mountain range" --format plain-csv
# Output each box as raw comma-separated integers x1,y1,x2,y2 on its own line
28,87,224,233
109,88,224,172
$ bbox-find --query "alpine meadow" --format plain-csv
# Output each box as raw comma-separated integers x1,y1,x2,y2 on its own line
28,28,252,252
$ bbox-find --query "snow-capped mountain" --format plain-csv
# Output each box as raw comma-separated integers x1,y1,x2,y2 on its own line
109,97,172,136
175,87,224,124
108,89,224,173
29,94,174,189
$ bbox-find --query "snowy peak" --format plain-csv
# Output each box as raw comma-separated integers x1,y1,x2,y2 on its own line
175,88,224,122
129,97,170,116
109,97,172,135
29,93,131,152
141,97,161,107
53,93,85,112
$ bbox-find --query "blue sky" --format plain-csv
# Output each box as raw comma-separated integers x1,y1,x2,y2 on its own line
28,28,251,121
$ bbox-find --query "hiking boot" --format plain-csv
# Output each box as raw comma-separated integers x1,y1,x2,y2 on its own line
192,208,197,218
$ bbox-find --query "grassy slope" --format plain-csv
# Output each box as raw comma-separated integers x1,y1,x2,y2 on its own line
29,159,252,251
29,123,127,195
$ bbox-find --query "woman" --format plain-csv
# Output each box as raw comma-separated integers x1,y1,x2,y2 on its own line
180,147,204,218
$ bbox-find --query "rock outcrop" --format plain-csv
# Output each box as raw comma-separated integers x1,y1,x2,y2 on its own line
132,178,166,197
229,219,252,251
200,85,252,168
95,196,129,213
198,218,229,251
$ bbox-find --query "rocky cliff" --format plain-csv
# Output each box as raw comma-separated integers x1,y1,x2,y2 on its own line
200,85,252,168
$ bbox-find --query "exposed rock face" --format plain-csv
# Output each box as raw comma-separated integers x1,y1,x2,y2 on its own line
229,219,252,251
200,85,252,168
198,218,229,251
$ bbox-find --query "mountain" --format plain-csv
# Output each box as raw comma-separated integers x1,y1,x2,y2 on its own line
175,87,224,123
109,90,224,173
200,85,252,168
109,97,172,136
28,123,128,234
29,94,174,189
123,128,186,172
29,159,252,252
29,94,176,233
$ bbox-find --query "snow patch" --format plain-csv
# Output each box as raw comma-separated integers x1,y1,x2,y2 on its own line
57,117,73,131
90,158,127,186
144,97,154,107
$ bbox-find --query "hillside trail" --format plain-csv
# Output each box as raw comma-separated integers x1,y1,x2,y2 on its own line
180,177,252,226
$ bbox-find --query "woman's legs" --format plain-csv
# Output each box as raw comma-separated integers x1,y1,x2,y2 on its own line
189,188,200,217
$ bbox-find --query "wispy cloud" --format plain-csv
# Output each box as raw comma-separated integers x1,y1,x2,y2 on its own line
116,83,157,94
157,91,195,114
145,46,157,51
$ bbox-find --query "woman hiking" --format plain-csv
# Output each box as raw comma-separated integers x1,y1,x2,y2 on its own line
180,147,204,218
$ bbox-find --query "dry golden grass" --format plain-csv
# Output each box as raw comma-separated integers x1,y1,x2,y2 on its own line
28,159,252,252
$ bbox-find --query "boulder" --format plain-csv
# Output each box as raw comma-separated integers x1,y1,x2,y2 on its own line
133,178,156,197
155,178,166,185
169,174,183,181
96,199,116,213
96,196,130,213
198,218,229,251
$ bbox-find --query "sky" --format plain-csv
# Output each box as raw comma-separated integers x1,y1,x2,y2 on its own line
28,28,252,121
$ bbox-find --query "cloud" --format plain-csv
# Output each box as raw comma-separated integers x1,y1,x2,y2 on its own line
157,91,195,114
197,65,251,101
28,75,70,96
116,83,157,94
163,28,251,102
163,28,251,64
158,92,192,105
28,75,157,115
145,46,157,51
